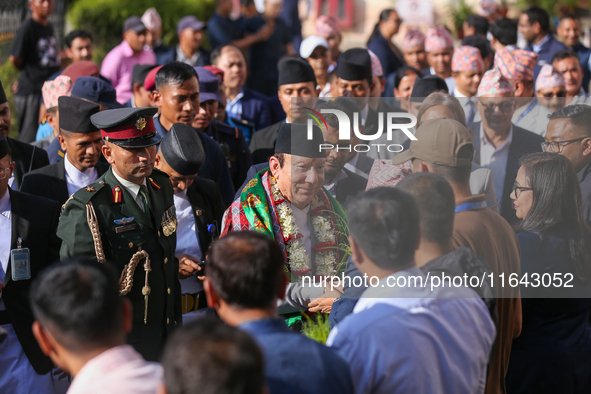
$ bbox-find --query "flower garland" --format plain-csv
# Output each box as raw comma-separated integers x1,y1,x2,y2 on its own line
270,177,340,279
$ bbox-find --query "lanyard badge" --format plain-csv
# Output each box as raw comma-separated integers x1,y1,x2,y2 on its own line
10,237,31,281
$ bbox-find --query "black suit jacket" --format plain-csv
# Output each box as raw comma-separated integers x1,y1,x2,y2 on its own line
7,137,49,190
2,189,60,374
470,122,544,224
20,161,109,205
249,121,283,165
334,168,368,208
185,178,226,253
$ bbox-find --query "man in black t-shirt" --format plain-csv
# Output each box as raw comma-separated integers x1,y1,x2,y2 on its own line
10,0,61,143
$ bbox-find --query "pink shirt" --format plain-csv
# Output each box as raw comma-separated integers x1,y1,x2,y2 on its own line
101,40,156,104
67,345,163,394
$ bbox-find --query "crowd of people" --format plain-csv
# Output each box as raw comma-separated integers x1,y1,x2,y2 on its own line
2,0,591,393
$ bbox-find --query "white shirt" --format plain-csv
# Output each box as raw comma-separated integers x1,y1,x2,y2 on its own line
480,123,513,205
226,89,245,120
289,202,312,267
64,154,98,197
112,171,147,212
318,82,331,98
174,189,203,295
429,67,456,92
0,190,11,311
66,345,162,394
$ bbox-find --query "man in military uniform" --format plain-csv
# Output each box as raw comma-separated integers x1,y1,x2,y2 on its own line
193,67,253,191
57,107,180,361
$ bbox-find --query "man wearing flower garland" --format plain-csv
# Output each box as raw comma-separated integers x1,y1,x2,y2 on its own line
221,123,349,314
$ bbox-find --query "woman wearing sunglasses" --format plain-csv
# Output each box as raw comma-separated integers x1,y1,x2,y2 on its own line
506,152,591,393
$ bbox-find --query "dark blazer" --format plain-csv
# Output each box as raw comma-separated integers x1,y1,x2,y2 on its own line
157,47,210,66
267,94,287,125
7,137,49,190
367,33,405,77
469,121,544,224
573,42,591,94
2,189,60,374
334,168,368,208
525,34,567,81
20,160,109,205
249,120,283,165
186,177,226,252
240,87,273,132
578,162,591,226
153,43,175,65
201,120,253,191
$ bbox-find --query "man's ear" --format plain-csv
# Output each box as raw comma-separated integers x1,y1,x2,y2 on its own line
379,77,386,94
269,156,280,179
102,142,115,164
203,278,219,309
277,273,288,300
32,321,54,357
514,80,525,97
132,83,142,94
58,134,67,152
154,153,161,168
46,112,56,129
582,137,591,158
151,90,162,109
350,236,365,268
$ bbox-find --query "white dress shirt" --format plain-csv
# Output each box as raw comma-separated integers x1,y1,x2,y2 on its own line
112,171,147,212
64,154,98,197
174,189,203,295
318,82,331,98
0,190,11,311
480,123,513,205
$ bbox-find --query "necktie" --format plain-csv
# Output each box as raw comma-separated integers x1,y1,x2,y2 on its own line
139,185,150,213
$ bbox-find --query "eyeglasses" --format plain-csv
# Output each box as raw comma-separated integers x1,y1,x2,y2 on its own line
513,183,532,199
541,137,585,153
480,101,515,113
541,91,567,98
0,167,11,180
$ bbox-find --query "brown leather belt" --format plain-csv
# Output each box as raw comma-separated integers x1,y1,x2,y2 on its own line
0,310,10,325
181,291,207,314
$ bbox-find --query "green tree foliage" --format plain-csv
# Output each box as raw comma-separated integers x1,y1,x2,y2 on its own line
68,0,216,62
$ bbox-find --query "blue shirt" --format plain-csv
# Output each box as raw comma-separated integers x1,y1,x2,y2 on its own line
153,116,235,206
239,318,355,394
327,266,495,394
526,34,567,81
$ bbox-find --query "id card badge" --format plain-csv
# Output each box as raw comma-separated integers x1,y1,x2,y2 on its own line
11,238,31,281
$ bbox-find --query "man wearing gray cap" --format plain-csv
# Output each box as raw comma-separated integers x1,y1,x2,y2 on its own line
154,123,225,322
101,16,156,104
159,16,210,67
154,123,225,321
221,123,349,317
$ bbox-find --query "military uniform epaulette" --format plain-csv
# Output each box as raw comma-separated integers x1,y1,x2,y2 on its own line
64,179,107,206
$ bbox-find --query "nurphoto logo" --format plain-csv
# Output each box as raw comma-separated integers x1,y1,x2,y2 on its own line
303,106,418,154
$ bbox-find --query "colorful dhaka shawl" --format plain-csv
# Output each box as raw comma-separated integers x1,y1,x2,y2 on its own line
221,169,350,281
